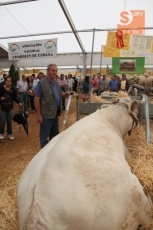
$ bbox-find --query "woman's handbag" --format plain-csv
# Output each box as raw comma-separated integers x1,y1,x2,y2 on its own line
1,93,13,111
27,90,34,96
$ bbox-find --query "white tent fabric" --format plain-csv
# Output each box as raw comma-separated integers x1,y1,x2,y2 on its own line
0,0,153,69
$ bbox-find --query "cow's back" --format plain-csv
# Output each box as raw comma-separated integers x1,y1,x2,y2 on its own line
18,110,152,230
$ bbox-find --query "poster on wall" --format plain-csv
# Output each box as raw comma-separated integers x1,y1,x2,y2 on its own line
8,39,57,60
130,35,153,52
106,31,130,50
112,57,145,74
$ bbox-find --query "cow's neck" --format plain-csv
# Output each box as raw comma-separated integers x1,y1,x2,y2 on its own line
102,105,133,137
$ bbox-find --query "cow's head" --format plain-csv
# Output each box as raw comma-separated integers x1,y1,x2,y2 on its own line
112,95,138,135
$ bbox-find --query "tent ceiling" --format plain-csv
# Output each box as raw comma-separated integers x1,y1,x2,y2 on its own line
1,0,153,52
0,0,153,69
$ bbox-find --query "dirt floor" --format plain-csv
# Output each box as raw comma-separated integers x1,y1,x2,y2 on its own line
0,96,153,229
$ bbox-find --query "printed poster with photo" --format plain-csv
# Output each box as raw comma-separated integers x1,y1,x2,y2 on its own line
112,57,145,74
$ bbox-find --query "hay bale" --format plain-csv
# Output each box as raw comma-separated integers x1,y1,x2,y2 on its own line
90,93,110,103
124,125,153,229
124,126,153,200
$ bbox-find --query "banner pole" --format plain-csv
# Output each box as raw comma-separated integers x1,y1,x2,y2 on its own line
99,45,103,76
89,28,95,82
98,45,104,95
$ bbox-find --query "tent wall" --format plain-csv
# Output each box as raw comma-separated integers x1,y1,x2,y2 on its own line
0,54,153,69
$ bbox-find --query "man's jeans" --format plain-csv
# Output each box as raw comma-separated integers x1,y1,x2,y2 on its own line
40,116,59,148
61,86,66,110
19,92,28,112
0,108,13,135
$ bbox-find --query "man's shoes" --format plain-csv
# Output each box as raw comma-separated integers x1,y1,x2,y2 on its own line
0,134,4,140
25,111,29,114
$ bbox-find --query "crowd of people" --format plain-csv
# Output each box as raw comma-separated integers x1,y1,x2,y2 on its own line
80,73,130,102
91,73,130,96
0,66,135,147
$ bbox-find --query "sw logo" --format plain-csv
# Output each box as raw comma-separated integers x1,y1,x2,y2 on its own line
117,10,145,35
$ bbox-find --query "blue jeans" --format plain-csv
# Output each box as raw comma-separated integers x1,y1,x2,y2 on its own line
0,108,13,135
28,95,35,111
19,92,28,112
40,116,59,148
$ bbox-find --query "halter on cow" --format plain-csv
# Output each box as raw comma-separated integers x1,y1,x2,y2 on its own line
100,98,139,135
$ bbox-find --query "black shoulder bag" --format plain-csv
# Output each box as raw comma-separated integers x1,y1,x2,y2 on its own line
1,93,13,111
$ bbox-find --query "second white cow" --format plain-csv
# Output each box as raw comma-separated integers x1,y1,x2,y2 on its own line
17,94,152,230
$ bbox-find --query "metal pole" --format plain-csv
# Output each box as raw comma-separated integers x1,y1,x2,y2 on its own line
76,96,80,121
0,0,38,6
98,45,103,95
60,94,78,132
83,53,86,79
141,94,151,144
134,88,138,96
89,28,95,84
99,45,103,76
139,103,143,123
1,27,153,40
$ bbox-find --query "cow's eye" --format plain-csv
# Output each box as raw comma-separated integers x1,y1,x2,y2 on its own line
123,99,129,103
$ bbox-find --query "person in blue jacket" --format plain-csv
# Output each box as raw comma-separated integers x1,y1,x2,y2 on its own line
108,75,119,92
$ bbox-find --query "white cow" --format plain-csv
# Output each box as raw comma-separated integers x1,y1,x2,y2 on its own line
132,75,153,87
130,76,146,86
17,94,152,230
145,76,153,86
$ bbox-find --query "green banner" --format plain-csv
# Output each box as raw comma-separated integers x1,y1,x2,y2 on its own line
112,57,145,74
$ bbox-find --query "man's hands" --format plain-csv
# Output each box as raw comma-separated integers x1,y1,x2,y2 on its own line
65,91,76,97
37,114,43,123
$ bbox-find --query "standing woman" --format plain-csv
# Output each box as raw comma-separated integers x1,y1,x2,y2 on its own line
82,76,90,102
0,76,22,140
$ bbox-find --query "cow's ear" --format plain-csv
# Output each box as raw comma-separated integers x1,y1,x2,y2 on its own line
128,100,138,114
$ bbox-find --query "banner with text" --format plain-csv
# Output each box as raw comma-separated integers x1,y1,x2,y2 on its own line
112,57,145,74
8,39,57,60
